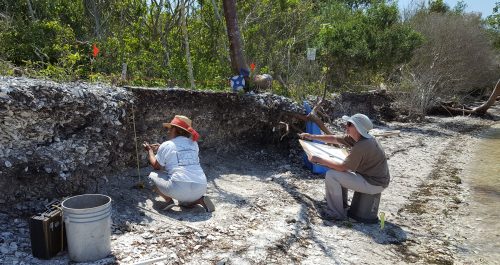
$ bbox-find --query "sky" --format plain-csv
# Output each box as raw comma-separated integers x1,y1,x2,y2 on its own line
397,0,497,18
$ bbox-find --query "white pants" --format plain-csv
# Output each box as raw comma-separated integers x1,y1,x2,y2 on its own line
325,170,384,220
148,171,207,203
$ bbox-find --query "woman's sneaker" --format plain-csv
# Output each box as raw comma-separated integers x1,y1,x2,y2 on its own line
202,196,215,212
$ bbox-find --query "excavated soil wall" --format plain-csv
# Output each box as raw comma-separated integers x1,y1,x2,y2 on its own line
0,77,394,204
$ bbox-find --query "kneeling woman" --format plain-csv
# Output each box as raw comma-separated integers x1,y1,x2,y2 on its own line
143,115,215,212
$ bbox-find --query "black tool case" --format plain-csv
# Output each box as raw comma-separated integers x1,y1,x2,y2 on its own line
28,201,66,259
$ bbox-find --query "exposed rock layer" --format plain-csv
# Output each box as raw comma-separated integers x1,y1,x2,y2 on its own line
0,77,394,203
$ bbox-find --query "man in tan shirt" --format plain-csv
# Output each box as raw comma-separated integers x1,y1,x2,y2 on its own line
299,113,390,220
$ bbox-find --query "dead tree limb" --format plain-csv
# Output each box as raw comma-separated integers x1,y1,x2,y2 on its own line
276,74,288,92
442,79,500,115
279,83,333,136
472,79,500,114
283,110,333,136
278,121,289,141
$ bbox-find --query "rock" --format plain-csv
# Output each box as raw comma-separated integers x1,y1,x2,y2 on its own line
1,244,9,254
5,160,12,168
75,146,87,154
121,256,132,263
1,232,13,238
253,74,273,90
216,257,229,265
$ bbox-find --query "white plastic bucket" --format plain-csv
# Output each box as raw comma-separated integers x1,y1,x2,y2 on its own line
62,194,112,262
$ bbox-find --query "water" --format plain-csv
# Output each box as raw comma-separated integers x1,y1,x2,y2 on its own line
462,124,500,261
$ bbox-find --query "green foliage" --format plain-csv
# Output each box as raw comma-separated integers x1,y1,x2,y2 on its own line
317,1,423,88
0,60,14,76
228,0,324,100
2,0,421,94
283,81,326,101
1,20,76,64
428,0,449,14
452,1,467,14
398,10,499,115
1,0,494,109
486,2,500,50
0,16,92,81
489,1,500,30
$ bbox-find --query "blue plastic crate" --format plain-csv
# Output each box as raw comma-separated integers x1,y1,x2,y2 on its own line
303,101,328,174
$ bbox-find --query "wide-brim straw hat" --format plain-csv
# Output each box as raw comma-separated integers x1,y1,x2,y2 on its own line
162,115,200,141
342,113,373,139
163,115,192,134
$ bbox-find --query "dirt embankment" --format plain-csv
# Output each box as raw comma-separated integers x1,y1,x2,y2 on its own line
1,76,499,264
0,76,394,203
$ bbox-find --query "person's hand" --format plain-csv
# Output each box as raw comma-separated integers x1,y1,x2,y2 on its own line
151,143,160,152
307,154,322,165
298,133,311,140
143,142,152,152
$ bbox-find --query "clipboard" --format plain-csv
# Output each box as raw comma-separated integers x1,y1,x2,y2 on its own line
299,139,347,164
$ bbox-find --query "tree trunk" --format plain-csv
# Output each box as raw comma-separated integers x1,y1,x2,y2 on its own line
222,0,248,75
84,0,102,39
151,0,164,39
119,8,125,73
211,0,221,20
159,1,180,79
26,0,35,21
180,1,195,89
442,79,500,115
211,0,230,64
473,79,500,114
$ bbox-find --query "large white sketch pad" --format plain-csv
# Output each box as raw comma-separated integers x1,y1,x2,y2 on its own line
299,139,347,164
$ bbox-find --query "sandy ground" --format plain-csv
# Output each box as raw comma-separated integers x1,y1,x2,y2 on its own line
1,107,499,265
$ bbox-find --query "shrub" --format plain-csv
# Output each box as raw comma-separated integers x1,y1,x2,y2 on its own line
317,2,423,89
399,12,499,115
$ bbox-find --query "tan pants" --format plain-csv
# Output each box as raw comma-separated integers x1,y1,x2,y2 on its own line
325,170,384,220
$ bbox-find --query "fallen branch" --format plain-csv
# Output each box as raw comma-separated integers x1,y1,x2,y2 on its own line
279,121,289,141
284,111,333,135
130,255,171,265
277,121,304,141
280,95,333,136
441,79,500,116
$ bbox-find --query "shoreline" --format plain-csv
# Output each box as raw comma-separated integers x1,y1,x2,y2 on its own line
384,113,499,264
0,110,499,264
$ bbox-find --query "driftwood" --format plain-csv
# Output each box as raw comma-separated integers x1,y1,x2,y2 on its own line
441,79,500,115
279,85,333,139
287,109,333,135
302,87,332,135
278,111,331,141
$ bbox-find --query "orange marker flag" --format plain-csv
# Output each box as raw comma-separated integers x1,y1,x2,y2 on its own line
92,44,100,58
